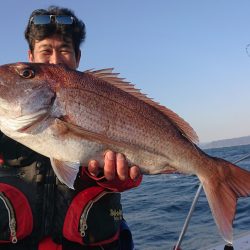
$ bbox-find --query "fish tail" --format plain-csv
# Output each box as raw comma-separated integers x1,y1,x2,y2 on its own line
199,157,250,244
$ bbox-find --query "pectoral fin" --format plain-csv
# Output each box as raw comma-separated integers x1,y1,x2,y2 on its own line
50,158,80,189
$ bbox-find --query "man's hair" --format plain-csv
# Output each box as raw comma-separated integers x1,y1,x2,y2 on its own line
24,6,86,57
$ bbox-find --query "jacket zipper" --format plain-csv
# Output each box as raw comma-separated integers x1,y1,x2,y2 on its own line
79,191,109,237
0,192,17,243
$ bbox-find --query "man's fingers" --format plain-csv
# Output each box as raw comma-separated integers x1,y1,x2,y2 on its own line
89,151,142,182
129,165,141,181
88,160,100,176
116,153,128,181
104,150,116,180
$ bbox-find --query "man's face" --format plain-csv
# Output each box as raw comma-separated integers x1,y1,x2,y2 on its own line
28,34,81,70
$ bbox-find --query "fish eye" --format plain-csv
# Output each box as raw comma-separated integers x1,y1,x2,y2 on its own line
19,68,35,79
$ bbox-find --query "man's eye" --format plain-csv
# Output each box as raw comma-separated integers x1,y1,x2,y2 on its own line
61,50,71,54
40,50,51,54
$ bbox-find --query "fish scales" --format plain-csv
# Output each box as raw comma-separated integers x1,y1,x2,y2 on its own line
56,87,178,172
56,72,187,167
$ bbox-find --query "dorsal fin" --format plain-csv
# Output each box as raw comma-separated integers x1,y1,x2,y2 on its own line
83,68,199,143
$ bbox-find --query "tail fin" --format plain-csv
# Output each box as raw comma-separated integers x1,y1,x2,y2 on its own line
199,158,250,244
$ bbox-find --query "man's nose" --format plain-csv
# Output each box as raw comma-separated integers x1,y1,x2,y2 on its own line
49,51,63,64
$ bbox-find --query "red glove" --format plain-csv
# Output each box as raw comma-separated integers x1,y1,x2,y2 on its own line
77,167,142,192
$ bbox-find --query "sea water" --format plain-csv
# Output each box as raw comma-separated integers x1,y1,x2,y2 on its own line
121,144,250,250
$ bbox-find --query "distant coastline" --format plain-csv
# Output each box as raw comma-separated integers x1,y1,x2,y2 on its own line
200,135,250,149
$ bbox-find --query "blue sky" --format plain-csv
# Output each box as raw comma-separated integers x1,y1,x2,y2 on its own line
1,0,250,142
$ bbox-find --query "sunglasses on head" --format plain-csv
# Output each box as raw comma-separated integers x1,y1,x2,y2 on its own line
30,15,74,25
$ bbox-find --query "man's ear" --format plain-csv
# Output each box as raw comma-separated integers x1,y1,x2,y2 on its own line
28,50,34,62
76,49,81,68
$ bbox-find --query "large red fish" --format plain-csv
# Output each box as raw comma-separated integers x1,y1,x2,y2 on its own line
0,62,249,244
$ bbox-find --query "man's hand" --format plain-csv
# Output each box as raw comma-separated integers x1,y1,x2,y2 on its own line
77,150,142,192
87,150,141,181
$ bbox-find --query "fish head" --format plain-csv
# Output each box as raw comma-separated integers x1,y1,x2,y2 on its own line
0,62,59,131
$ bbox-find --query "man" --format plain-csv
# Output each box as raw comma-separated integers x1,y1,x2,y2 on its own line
0,6,142,250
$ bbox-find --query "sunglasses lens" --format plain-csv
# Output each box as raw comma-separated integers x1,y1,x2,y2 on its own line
55,16,74,24
32,15,51,25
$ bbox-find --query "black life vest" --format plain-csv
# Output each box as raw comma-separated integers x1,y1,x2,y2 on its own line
0,132,122,250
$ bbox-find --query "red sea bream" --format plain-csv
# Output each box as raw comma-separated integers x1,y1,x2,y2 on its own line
0,62,250,244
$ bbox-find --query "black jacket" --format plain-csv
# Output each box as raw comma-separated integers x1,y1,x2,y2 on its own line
0,132,122,250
